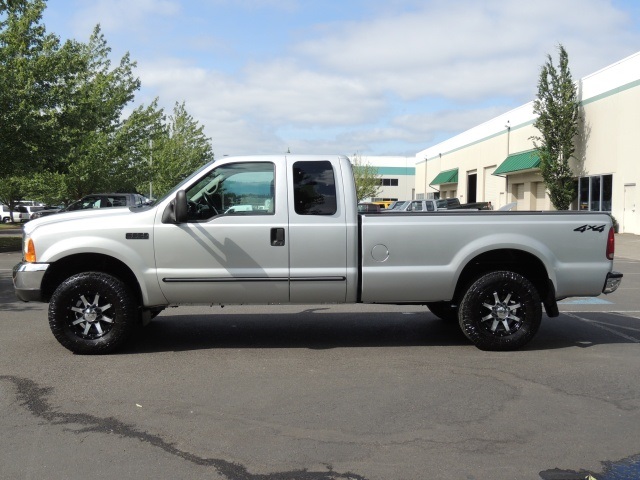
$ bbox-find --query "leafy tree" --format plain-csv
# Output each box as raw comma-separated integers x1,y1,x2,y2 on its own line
351,153,381,202
56,26,145,200
21,170,66,205
148,102,214,197
531,44,580,210
0,0,85,178
0,176,27,221
1,1,214,207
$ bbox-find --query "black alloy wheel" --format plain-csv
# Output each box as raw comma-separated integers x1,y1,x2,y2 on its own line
48,272,139,354
458,270,542,351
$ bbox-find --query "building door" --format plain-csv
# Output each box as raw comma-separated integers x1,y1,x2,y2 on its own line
483,166,500,208
514,184,525,211
534,182,546,210
623,184,637,234
467,172,477,203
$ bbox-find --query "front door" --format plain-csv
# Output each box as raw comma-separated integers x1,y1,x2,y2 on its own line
154,159,290,304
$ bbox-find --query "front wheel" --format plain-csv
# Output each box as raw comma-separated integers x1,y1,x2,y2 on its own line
458,271,542,351
48,272,139,354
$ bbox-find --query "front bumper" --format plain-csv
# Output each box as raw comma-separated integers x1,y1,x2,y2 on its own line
602,271,623,294
13,262,50,302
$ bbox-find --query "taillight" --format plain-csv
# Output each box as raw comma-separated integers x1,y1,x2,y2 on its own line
606,227,615,260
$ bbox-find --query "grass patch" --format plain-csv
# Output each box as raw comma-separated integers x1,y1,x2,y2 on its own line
0,236,22,252
0,222,22,230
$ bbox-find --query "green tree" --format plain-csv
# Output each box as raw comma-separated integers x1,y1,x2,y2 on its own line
531,44,580,210
351,153,381,202
148,102,214,197
57,26,145,200
0,0,85,178
0,175,27,221
1,1,214,207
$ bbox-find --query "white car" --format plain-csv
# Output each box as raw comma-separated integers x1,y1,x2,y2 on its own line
15,205,45,222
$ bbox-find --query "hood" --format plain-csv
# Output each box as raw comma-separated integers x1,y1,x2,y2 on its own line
23,206,155,236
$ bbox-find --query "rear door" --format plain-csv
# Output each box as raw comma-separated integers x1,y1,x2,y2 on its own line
286,157,348,303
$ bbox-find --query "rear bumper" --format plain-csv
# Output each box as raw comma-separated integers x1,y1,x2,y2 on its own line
602,271,623,294
13,262,49,302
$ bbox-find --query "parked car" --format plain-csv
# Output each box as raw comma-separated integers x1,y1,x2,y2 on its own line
398,198,493,212
65,193,149,211
386,200,410,211
30,205,64,220
357,202,381,213
15,205,45,222
30,193,149,219
384,199,444,212
1,204,14,223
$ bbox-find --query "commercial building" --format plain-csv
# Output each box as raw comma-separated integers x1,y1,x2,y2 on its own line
415,51,640,234
354,155,416,205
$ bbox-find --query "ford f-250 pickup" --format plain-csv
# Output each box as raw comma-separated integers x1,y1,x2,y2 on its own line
13,154,623,354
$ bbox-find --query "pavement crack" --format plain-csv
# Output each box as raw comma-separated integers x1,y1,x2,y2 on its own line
1,375,368,480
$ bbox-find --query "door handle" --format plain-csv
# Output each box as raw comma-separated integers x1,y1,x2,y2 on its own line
270,228,285,246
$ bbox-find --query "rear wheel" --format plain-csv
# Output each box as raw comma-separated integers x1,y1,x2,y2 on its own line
48,272,139,354
458,271,542,351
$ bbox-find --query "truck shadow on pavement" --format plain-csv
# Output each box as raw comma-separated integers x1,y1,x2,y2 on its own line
120,311,640,354
124,312,470,353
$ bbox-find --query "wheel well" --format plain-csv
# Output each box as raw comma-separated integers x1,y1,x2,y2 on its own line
454,249,551,305
41,253,142,304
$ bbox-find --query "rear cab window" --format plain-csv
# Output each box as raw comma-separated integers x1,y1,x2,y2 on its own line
292,161,337,215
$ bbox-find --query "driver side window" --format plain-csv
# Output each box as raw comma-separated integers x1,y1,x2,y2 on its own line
185,162,275,221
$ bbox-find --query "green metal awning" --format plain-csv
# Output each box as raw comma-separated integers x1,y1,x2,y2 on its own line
493,150,541,175
429,168,458,186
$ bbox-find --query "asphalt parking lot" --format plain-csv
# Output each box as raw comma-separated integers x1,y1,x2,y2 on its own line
1,235,639,480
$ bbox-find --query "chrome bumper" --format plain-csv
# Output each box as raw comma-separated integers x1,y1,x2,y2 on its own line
602,271,623,294
13,262,50,302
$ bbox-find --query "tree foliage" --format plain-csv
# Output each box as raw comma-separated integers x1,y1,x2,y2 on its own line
1,0,214,207
149,102,214,198
351,153,381,202
0,0,85,177
531,44,580,210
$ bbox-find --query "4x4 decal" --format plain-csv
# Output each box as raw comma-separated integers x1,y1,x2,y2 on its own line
574,224,605,233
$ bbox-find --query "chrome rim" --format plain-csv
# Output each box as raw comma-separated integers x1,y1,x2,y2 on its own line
69,293,114,339
480,290,522,336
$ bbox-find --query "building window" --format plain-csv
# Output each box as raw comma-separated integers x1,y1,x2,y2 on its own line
379,178,399,186
578,174,612,212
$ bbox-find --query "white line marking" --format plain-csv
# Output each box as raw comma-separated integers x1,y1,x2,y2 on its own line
564,312,640,343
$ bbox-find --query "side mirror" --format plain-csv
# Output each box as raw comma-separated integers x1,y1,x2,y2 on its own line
175,190,188,223
161,190,189,224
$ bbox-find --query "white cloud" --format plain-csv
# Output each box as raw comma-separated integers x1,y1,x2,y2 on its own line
295,0,638,100
77,0,640,155
70,0,181,37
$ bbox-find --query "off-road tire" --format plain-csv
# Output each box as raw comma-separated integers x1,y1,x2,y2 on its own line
458,271,542,351
48,272,139,354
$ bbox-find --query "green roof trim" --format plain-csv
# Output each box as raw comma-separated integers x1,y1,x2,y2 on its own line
493,150,541,175
376,166,416,175
430,168,459,185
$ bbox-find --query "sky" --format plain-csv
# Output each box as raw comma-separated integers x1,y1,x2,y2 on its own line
40,0,640,158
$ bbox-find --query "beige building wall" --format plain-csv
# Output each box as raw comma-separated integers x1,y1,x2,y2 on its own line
415,51,640,234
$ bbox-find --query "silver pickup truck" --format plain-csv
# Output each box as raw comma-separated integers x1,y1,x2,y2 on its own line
13,154,622,354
